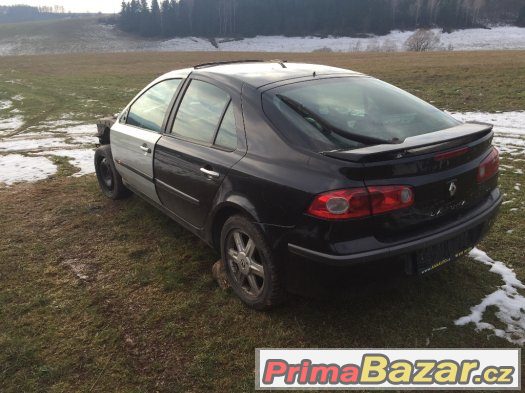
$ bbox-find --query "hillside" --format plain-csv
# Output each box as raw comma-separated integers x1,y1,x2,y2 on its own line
1,17,525,56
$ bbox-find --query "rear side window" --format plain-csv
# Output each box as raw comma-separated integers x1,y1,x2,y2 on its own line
214,103,237,150
172,80,230,144
127,79,181,132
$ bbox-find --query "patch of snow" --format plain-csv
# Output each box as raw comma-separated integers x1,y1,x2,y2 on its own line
157,26,525,53
0,137,71,152
0,115,24,133
11,94,24,101
69,134,98,145
455,248,525,346
0,100,13,110
449,112,525,156
0,154,56,185
63,124,96,135
36,149,95,177
3,24,525,55
27,119,84,131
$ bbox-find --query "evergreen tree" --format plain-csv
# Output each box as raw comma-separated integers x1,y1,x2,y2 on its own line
517,5,525,27
150,0,162,36
116,0,524,39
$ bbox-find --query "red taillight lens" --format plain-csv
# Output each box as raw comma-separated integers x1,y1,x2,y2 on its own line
368,186,414,215
307,186,414,220
307,188,371,219
477,147,499,183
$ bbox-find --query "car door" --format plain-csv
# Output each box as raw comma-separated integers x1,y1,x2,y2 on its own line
154,77,247,229
111,78,183,204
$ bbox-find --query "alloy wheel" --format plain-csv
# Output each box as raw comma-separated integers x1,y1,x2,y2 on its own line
226,230,265,298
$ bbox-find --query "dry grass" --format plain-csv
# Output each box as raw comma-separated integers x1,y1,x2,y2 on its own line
0,51,524,392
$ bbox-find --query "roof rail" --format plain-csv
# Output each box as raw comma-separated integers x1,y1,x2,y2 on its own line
193,59,288,69
194,59,264,69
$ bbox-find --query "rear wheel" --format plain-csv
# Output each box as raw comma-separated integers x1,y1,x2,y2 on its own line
221,215,284,310
94,145,131,200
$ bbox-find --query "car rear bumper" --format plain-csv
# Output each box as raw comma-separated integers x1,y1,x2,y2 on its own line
287,188,502,266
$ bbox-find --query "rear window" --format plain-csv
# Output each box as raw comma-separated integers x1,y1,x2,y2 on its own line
262,77,460,152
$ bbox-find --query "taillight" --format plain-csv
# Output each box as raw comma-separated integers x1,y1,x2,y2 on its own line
307,186,414,220
477,147,499,183
368,186,414,215
307,188,371,219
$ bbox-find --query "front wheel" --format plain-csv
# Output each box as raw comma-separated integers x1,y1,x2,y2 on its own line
94,145,131,200
221,215,285,310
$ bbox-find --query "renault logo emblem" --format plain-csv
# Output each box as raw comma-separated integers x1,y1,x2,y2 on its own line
449,181,457,197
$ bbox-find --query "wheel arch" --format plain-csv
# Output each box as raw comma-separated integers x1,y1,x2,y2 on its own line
208,198,260,251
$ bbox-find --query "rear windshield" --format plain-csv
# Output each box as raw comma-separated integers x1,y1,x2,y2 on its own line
262,77,460,152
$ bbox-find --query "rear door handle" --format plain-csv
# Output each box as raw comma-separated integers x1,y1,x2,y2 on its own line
140,144,151,154
200,167,220,178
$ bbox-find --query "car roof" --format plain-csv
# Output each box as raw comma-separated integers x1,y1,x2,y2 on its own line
157,62,365,90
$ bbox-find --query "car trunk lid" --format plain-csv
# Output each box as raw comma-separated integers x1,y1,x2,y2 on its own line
323,123,498,240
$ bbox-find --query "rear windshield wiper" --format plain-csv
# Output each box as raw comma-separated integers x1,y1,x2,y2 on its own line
276,94,395,146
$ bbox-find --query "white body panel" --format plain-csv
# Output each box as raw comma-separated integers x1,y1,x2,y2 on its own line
111,123,162,204
110,68,192,204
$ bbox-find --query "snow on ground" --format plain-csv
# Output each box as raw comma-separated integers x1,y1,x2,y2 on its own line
0,136,72,152
2,23,525,56
455,248,525,346
35,149,95,177
0,106,97,185
156,27,525,53
0,100,12,110
0,154,57,185
0,115,24,134
448,111,525,156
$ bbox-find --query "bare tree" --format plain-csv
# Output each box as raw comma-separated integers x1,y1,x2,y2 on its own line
405,29,442,51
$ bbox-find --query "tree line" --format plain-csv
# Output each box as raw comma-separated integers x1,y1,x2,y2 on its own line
117,0,525,38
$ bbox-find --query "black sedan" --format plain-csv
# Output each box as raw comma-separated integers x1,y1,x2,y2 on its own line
95,60,501,309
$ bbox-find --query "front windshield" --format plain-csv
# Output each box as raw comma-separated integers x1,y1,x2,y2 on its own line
262,77,461,152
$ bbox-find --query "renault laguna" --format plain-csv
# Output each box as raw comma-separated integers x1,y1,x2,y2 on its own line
94,61,501,309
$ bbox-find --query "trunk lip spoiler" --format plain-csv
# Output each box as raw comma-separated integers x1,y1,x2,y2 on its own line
322,122,493,163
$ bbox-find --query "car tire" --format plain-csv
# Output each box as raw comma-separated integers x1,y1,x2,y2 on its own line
94,145,131,200
220,215,285,310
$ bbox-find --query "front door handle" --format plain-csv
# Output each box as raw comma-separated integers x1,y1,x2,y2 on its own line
200,167,220,179
140,144,151,154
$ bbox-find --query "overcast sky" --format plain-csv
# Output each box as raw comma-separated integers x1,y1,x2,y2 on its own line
0,0,121,13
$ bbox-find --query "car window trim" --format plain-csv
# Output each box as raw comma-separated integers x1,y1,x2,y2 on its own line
213,100,237,152
125,77,184,134
167,78,237,152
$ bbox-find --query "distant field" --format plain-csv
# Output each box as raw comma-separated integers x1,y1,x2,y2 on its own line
0,51,524,392
1,17,525,56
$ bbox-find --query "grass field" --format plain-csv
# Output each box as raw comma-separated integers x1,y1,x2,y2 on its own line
0,51,524,392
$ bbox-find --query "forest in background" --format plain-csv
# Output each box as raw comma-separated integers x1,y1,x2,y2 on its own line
117,0,525,38
0,5,87,24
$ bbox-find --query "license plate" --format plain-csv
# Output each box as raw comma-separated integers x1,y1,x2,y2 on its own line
416,235,473,275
